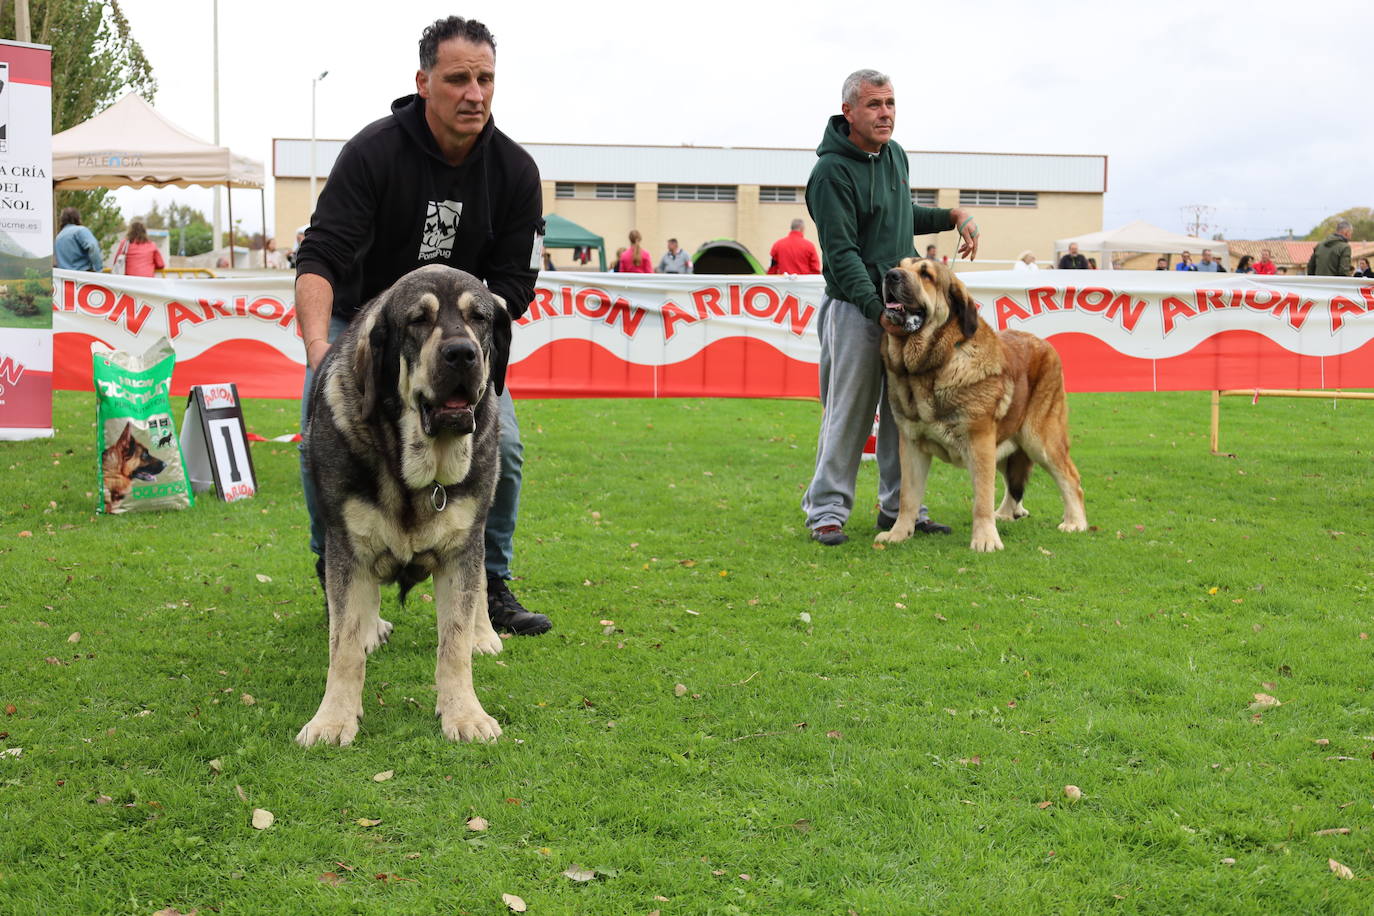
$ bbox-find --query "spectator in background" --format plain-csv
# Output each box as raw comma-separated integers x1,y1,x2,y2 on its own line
658,237,692,274
287,228,307,268
1235,254,1255,274
1354,257,1374,279
1195,248,1223,272
1308,220,1353,276
542,250,555,271
768,219,822,274
618,229,652,273
1253,248,1277,275
1277,266,1288,275
1013,250,1039,271
1058,242,1088,269
611,247,626,271
925,243,938,262
1174,251,1196,271
54,207,103,272
264,238,288,269
118,220,165,277
1155,257,1169,270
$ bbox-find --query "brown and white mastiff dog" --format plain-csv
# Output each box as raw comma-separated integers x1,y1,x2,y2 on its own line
874,258,1087,552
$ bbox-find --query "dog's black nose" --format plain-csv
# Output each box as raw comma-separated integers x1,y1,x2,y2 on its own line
441,339,478,368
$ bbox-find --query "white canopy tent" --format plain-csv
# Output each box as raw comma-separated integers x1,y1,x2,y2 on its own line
52,93,266,266
1054,220,1225,270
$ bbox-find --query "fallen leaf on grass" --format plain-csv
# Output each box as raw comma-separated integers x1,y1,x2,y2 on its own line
240,694,255,706
208,759,223,775
67,632,80,644
1329,858,1355,879
502,893,527,912
1249,693,1281,711
466,816,489,831
4,704,13,715
372,770,394,782
1037,801,1053,810
791,819,812,833
251,808,274,829
318,872,346,886
152,909,197,916
563,864,597,882
3,747,22,759
1314,739,1330,746
1064,785,1083,802
1313,828,1351,836
1220,857,1236,866
674,684,687,697
356,818,382,827
235,785,249,803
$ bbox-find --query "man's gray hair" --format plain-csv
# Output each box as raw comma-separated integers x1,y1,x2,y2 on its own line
1336,219,1353,233
790,218,804,231
843,69,890,107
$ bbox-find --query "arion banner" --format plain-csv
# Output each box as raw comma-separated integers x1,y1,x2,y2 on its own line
51,269,1374,401
0,40,54,441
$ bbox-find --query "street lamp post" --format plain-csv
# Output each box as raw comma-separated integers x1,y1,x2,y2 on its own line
310,70,329,216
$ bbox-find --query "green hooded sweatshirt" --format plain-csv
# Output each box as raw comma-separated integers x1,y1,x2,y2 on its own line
1307,232,1352,277
806,114,953,322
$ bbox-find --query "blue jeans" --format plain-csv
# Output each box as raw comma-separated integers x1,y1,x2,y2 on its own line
299,316,523,580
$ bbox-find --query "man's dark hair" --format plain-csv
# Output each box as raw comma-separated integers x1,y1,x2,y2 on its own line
60,206,82,227
419,17,495,70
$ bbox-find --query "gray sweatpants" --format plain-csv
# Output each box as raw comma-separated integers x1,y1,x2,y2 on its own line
801,294,927,530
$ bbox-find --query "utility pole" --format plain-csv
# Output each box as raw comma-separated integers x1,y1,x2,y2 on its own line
15,0,31,42
211,0,222,255
1181,204,1213,239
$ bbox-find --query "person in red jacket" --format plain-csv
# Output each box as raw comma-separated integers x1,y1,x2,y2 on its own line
617,229,653,273
115,220,166,277
767,219,822,274
1253,248,1278,275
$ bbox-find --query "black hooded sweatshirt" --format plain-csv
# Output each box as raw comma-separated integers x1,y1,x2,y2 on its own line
295,93,543,321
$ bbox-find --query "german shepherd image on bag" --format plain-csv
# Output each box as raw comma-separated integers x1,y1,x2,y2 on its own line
875,258,1087,552
296,265,512,747
101,422,167,514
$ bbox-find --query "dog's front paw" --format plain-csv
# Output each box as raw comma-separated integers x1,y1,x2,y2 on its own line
439,711,502,743
1058,519,1088,533
875,525,914,544
296,715,359,747
472,629,504,656
969,525,1004,552
362,617,393,655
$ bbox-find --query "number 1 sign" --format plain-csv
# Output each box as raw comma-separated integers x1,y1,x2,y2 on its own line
180,384,258,502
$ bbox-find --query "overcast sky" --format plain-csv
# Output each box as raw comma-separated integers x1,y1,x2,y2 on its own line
112,0,1370,242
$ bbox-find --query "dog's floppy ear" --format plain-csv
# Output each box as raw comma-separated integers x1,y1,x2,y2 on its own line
352,312,388,420
949,273,980,339
490,296,512,396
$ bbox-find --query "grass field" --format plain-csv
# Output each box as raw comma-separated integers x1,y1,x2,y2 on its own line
2,388,1373,914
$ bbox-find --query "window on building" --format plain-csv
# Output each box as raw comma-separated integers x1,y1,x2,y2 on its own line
595,183,635,200
760,186,800,203
555,182,574,199
658,184,738,202
911,189,938,207
958,190,1038,208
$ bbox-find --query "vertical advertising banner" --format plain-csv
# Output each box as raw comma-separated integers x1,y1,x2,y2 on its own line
0,40,54,441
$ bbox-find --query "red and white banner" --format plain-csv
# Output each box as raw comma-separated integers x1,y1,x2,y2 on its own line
0,40,54,441
51,269,1374,402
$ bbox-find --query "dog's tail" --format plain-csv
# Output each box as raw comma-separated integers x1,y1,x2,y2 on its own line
396,563,429,606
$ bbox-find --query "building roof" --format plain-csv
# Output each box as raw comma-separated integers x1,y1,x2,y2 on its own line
273,137,1107,193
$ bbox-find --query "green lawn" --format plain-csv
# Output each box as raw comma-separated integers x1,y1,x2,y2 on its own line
1,388,1372,914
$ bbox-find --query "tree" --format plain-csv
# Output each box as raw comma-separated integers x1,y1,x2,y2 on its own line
145,202,214,257
1306,208,1374,242
2,1,157,249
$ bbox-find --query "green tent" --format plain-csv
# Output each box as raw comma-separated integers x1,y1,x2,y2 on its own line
691,238,764,274
543,213,606,271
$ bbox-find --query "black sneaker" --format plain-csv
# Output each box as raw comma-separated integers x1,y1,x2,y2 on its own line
487,577,552,635
811,524,848,546
915,518,953,535
876,511,896,532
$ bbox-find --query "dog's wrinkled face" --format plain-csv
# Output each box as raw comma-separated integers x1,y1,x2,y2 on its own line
355,265,511,436
882,257,977,339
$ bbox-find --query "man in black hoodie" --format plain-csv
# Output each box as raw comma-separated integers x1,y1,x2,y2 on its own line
295,16,551,636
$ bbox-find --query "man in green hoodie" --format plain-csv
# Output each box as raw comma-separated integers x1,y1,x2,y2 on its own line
802,69,981,547
1308,220,1353,277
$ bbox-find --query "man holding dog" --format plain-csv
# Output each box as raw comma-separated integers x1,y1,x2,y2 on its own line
294,16,551,635
802,69,980,546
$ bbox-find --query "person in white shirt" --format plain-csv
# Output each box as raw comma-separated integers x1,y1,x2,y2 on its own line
1013,250,1039,271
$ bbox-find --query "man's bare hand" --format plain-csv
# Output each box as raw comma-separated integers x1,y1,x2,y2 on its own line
950,207,980,261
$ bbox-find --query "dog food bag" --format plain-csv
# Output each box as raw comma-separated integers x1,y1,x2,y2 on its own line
93,337,194,515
